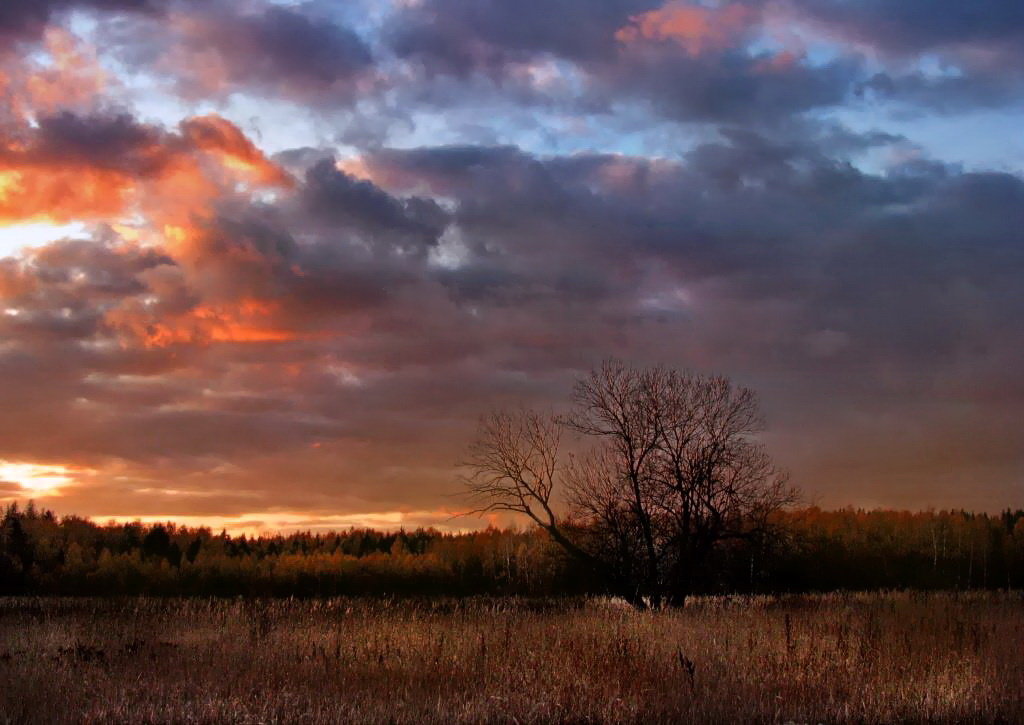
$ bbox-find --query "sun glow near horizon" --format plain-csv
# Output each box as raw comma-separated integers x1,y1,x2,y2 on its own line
85,508,505,536
0,460,81,496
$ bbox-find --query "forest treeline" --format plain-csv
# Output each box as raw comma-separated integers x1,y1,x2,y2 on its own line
2,502,1023,597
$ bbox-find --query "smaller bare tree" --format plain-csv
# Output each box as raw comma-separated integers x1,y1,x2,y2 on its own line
463,410,608,578
463,360,798,608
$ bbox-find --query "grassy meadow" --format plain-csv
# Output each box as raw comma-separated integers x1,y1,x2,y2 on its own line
1,592,1022,723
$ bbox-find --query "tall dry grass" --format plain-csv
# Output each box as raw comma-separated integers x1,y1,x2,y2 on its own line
1,592,1021,723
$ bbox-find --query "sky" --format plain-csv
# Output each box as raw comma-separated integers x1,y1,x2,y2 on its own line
0,0,1021,532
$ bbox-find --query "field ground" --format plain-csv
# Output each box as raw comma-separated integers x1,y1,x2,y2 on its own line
1,592,1022,723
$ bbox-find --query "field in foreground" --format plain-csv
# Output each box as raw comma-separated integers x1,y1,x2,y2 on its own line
1,593,1022,723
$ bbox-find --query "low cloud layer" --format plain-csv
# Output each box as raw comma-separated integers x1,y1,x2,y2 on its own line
0,0,1021,526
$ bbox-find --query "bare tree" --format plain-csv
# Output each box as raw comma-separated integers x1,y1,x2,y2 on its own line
463,360,798,607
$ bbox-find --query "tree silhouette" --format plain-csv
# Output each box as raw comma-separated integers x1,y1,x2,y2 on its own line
464,360,798,607
142,525,172,561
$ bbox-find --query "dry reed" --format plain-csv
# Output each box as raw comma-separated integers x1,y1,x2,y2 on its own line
1,592,1021,723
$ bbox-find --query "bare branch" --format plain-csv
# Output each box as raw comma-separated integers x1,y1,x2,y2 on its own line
459,361,799,607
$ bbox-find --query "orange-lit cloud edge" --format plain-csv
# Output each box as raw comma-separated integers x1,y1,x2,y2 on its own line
0,25,304,346
0,30,336,527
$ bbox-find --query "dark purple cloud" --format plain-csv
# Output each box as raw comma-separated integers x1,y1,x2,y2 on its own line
383,0,867,122
381,0,1024,120
786,0,1024,111
302,160,448,252
600,48,861,123
176,4,373,95
789,0,1024,57
0,0,154,42
94,1,374,104
386,0,661,72
12,0,1020,125
17,112,168,175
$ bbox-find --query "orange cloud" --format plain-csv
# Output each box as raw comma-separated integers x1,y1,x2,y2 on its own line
0,111,291,246
0,28,107,122
616,2,754,56
191,299,298,344
0,33,124,224
154,12,235,98
109,297,301,348
180,115,294,188
0,166,133,224
25,28,108,116
0,108,302,352
0,25,315,370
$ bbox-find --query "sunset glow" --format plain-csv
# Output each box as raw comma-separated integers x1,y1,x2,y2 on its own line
94,509,482,535
0,461,78,496
0,0,1020,530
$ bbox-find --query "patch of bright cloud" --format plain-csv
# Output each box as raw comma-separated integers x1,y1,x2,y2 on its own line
0,222,88,258
0,461,80,496
616,2,755,56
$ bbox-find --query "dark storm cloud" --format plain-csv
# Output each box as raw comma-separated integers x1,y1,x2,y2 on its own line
344,133,1024,512
3,0,373,102
379,0,1024,121
361,129,902,278
18,112,167,175
16,0,1017,129
384,0,865,123
236,6,373,86
783,0,1024,110
0,238,172,344
601,49,861,123
180,4,373,93
788,0,1024,57
0,0,154,42
858,71,1024,113
94,1,374,104
302,160,448,251
386,0,661,72
178,208,415,327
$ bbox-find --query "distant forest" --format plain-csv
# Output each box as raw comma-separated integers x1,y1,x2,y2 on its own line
2,502,1023,597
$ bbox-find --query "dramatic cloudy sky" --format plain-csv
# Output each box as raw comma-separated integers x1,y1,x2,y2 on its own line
0,0,1021,530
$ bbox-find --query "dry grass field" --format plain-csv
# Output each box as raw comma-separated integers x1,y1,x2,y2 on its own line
1,592,1022,723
